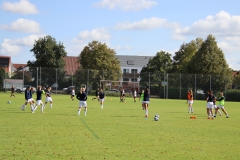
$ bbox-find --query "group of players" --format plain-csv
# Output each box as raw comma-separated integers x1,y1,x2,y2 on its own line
9,84,229,120
187,89,229,119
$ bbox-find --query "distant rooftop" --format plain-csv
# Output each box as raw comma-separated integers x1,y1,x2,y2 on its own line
64,56,80,75
115,55,152,67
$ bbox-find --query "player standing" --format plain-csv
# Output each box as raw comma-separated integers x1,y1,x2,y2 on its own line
99,88,105,109
32,86,45,113
71,88,75,101
187,90,194,113
76,87,88,116
206,90,214,119
133,89,137,103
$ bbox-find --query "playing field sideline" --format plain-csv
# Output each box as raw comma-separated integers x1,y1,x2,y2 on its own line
1,92,240,160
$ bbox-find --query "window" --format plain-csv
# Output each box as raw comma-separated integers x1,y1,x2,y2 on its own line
123,69,129,73
131,78,137,82
127,60,134,65
131,69,137,73
123,78,129,81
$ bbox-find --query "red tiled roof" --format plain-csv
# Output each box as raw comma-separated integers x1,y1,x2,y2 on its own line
64,56,80,75
13,64,27,70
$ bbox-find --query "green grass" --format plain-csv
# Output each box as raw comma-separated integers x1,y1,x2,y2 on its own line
1,92,240,160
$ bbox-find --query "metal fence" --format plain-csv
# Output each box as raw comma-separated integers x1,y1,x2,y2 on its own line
9,67,236,100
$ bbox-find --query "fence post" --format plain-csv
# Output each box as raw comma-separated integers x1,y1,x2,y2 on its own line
179,73,181,99
194,74,196,100
37,67,38,88
166,73,168,99
210,74,211,90
40,67,41,86
55,68,57,94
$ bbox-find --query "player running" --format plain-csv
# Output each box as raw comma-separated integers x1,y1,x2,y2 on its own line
10,85,16,98
99,88,105,109
32,86,45,113
92,88,99,101
214,92,229,118
71,88,75,101
44,87,53,109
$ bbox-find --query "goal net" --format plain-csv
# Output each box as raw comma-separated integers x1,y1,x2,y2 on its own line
100,80,139,92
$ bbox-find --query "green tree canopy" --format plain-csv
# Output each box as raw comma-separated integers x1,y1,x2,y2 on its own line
139,51,172,94
27,35,67,87
186,34,232,91
173,38,203,73
77,41,121,88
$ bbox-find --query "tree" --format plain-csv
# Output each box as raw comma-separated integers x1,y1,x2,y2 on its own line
186,34,232,91
11,71,32,84
172,38,203,73
139,51,173,96
77,41,121,88
27,35,67,87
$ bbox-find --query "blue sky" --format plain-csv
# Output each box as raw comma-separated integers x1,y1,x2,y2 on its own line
1,0,240,70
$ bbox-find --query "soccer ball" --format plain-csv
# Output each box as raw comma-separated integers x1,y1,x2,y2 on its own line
154,114,159,121
7,101,11,104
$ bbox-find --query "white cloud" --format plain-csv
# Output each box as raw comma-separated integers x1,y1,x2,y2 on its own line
114,45,132,51
93,0,157,11
115,17,178,30
68,28,111,56
1,0,39,14
1,18,41,33
0,34,45,56
173,11,240,39
74,28,111,42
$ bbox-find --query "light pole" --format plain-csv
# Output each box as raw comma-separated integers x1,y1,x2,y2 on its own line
4,65,6,93
37,67,38,88
72,71,73,86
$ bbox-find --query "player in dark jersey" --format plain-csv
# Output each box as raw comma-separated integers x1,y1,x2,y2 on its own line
92,88,99,101
99,88,105,109
76,87,88,116
32,86,45,113
10,85,16,98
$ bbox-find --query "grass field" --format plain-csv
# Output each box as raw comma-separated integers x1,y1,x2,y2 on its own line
1,92,240,160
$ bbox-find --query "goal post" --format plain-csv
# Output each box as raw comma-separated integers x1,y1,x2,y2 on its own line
100,80,139,92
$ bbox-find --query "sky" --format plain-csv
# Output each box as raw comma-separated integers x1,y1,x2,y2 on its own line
0,0,240,70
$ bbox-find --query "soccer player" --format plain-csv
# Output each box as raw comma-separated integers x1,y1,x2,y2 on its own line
133,89,137,103
206,90,214,119
76,87,88,116
120,88,125,102
29,87,36,111
139,90,145,110
187,90,194,113
44,87,53,109
92,88,99,101
71,88,75,101
143,88,150,119
10,85,16,98
32,86,45,113
213,95,222,116
21,86,32,111
99,88,105,109
214,92,229,118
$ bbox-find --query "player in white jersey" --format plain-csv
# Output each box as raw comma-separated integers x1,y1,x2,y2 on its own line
71,88,75,101
133,89,137,103
44,87,53,109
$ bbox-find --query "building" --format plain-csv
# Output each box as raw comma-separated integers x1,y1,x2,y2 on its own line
64,56,80,78
115,55,152,82
0,56,11,77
